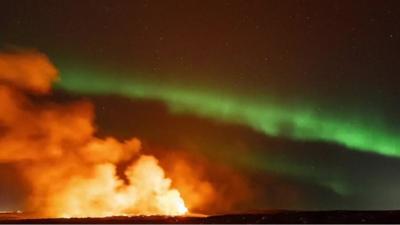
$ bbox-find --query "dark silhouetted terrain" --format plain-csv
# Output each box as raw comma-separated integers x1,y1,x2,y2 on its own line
2,210,400,223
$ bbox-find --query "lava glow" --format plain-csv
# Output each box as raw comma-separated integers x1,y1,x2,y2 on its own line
34,154,189,218
52,155,188,217
0,51,193,218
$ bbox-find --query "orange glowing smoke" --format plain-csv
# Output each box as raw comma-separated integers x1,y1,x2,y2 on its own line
0,50,191,217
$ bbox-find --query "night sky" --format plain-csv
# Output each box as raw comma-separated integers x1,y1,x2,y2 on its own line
1,0,400,213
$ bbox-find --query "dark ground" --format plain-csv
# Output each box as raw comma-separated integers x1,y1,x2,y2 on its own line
1,211,400,224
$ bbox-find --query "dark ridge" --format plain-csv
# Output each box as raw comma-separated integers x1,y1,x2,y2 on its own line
2,210,400,224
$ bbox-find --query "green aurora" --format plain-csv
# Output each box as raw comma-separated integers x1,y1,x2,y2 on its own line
56,65,399,159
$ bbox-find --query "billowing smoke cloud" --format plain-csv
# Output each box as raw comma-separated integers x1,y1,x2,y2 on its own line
0,51,211,217
0,51,58,93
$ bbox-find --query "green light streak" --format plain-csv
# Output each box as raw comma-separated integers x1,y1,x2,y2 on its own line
56,65,400,158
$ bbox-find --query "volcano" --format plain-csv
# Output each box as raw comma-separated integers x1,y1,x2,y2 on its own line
2,1,400,223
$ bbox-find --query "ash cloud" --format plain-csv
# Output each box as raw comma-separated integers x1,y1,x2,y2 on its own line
0,51,209,217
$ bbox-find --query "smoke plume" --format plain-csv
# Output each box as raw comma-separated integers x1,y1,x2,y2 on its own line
0,51,195,217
